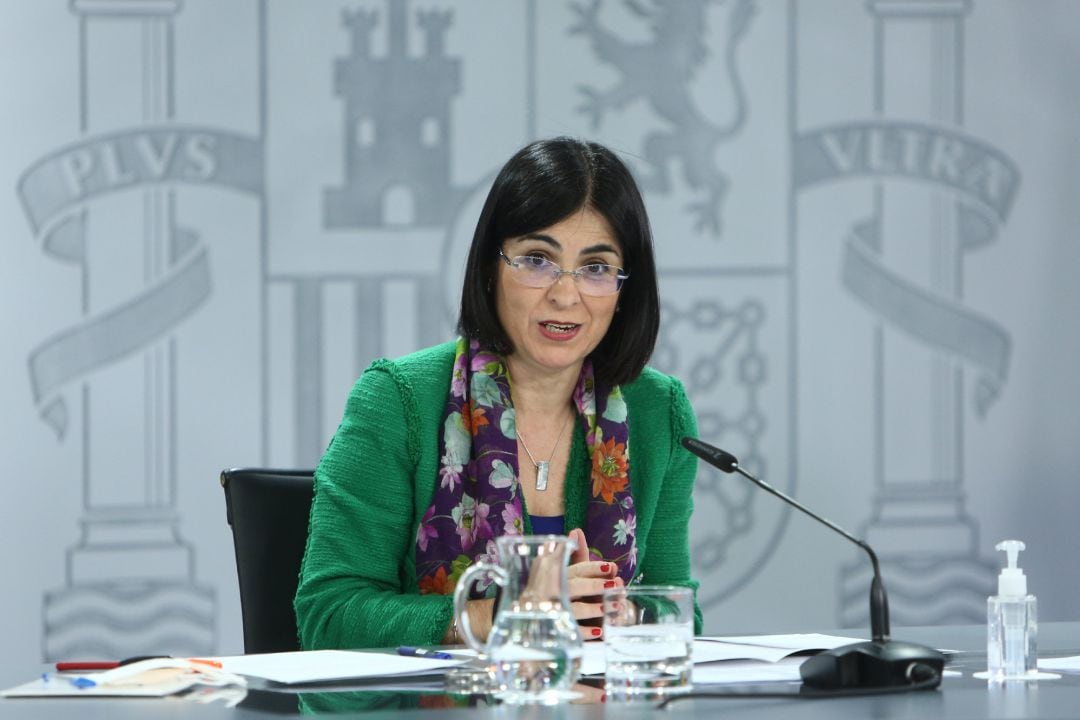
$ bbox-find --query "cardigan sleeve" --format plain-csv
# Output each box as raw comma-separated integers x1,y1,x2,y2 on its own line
294,365,453,649
636,376,703,634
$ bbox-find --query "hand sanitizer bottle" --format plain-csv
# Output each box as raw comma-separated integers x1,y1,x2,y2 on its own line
987,540,1037,680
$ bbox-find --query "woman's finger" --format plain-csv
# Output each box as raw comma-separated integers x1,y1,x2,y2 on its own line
568,575,623,600
566,560,618,579
571,600,605,622
568,527,589,565
571,682,606,703
579,624,604,641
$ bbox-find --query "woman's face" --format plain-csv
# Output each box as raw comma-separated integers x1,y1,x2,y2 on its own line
495,206,623,379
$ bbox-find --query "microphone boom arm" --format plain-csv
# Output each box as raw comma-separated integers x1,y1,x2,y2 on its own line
680,436,944,690
727,464,890,643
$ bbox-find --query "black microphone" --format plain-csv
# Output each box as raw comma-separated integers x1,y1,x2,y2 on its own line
681,436,945,691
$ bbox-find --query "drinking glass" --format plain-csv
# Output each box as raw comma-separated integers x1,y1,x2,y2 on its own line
602,585,694,697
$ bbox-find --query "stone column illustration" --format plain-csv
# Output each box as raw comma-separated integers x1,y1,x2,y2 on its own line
39,0,214,660
838,0,1003,626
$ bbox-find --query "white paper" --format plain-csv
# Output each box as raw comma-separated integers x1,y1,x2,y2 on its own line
1,657,248,699
1,675,199,698
693,658,805,685
211,649,474,685
2,675,199,698
700,633,861,647
581,633,865,676
1038,656,1080,673
580,643,608,676
694,634,866,663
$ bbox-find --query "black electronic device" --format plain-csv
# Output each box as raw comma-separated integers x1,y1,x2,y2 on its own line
680,437,945,691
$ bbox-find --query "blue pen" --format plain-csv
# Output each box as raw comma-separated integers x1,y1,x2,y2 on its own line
397,646,453,660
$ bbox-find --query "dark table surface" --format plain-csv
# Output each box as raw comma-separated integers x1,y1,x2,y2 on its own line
4,623,1080,720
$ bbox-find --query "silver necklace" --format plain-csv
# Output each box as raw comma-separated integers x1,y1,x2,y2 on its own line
517,413,573,492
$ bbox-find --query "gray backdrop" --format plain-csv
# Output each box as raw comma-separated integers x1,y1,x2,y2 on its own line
2,0,1078,686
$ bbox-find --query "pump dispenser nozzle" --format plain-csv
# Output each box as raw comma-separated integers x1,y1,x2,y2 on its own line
995,540,1028,597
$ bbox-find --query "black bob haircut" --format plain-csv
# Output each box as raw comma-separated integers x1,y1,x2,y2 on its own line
458,137,660,387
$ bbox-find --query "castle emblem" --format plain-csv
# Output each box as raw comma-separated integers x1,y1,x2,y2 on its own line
324,0,467,229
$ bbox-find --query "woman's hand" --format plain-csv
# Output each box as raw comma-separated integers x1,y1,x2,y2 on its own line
443,598,494,646
566,527,621,641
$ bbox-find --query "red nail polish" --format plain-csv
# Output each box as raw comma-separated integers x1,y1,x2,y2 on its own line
604,580,616,589
600,563,611,573
591,627,602,636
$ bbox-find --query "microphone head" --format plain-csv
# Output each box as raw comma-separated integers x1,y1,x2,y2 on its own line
680,437,739,473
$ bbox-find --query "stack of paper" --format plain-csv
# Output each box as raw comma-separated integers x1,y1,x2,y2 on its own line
215,649,475,686
691,634,866,685
218,635,862,688
1038,656,1080,674
2,657,247,698
580,633,865,684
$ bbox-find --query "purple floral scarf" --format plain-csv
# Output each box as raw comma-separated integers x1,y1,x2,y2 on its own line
415,337,637,597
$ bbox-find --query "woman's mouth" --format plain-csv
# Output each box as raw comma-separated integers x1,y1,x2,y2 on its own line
538,322,581,340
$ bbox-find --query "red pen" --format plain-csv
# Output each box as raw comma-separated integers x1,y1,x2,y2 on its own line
55,661,120,672
55,655,167,672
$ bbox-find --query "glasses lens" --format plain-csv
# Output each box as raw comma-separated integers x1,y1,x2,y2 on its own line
577,264,624,296
509,255,557,287
503,254,626,295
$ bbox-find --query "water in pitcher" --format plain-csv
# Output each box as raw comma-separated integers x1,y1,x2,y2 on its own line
488,609,583,701
453,535,585,703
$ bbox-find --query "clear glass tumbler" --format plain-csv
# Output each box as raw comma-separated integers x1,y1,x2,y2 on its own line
603,585,694,698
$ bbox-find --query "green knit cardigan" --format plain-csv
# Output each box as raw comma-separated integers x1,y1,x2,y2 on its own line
294,341,702,649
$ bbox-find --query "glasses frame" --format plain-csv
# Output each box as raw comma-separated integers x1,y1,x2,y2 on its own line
497,249,629,297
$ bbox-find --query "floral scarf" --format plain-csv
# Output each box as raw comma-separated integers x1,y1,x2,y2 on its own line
415,337,637,597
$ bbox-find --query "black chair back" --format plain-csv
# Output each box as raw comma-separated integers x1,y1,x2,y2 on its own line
220,467,314,654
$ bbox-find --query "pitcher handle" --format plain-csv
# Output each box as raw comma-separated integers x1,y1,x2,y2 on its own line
452,562,509,653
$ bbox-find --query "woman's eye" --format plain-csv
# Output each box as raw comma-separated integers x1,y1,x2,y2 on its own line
521,255,549,268
581,263,611,276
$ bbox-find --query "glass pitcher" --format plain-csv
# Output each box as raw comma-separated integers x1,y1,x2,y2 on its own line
452,534,584,703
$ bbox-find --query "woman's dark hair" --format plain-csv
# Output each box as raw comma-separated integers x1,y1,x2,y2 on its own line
458,137,660,387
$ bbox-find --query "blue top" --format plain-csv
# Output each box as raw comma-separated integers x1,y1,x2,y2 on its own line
529,514,565,536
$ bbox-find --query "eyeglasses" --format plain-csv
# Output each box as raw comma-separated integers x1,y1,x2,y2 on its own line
498,250,629,297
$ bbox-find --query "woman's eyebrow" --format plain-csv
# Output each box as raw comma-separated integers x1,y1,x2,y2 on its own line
579,243,620,257
511,233,560,249
509,235,621,258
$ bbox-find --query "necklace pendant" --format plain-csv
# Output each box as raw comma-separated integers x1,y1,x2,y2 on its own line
535,461,549,491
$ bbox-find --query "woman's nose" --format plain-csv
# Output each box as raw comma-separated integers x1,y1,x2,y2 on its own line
546,271,581,305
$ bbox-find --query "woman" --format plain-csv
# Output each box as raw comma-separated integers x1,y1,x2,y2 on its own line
294,137,701,650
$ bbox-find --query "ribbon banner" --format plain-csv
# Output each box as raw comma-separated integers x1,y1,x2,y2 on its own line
795,121,1019,222
842,227,1010,415
795,121,1019,416
796,121,1019,248
19,126,262,251
20,126,262,437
